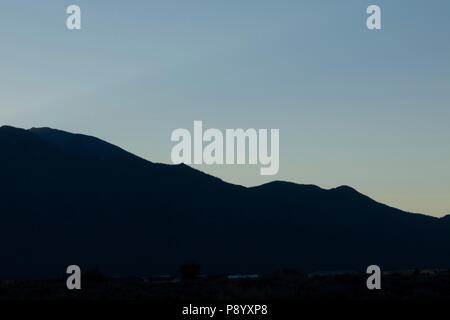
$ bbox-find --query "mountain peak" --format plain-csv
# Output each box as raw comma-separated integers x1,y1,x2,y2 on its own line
0,125,26,133
28,126,138,161
28,126,61,133
332,185,358,193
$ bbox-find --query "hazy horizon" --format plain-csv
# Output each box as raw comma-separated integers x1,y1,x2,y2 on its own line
1,0,449,216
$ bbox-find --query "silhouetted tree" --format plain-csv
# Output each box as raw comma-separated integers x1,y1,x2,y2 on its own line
84,268,108,283
179,264,201,280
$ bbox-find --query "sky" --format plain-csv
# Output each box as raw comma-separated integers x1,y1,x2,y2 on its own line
1,0,449,216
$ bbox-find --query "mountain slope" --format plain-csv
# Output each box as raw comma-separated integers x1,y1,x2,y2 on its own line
0,126,449,278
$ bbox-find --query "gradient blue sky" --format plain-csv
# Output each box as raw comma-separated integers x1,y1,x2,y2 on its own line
1,0,449,216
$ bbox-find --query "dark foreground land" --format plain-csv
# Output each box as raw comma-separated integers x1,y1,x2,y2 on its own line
3,271,450,319
2,270,450,301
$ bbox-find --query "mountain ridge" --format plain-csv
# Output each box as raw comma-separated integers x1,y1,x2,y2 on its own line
1,125,449,279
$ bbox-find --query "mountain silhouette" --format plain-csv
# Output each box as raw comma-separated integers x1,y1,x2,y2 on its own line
1,125,450,279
